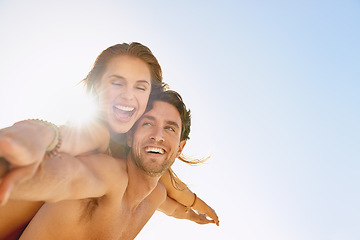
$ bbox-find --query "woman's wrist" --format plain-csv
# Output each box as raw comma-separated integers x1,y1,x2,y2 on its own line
190,193,197,208
27,119,62,158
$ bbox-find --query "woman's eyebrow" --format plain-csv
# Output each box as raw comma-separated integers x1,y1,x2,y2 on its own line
107,74,125,80
107,75,150,85
136,80,150,85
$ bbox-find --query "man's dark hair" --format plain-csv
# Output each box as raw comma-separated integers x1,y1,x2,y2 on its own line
146,89,191,141
142,89,208,190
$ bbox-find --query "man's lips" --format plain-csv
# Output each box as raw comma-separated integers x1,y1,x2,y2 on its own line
145,146,166,155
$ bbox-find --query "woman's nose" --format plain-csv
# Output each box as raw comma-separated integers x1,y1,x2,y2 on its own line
120,86,134,100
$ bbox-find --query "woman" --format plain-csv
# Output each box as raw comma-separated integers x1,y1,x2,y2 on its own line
0,42,218,239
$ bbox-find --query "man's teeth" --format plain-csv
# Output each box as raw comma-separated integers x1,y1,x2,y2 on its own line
146,147,164,154
115,105,134,112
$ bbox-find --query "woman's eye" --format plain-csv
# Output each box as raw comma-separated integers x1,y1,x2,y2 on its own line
136,86,147,91
143,122,151,126
112,82,123,86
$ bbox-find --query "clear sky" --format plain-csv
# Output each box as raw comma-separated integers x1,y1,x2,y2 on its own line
0,0,359,239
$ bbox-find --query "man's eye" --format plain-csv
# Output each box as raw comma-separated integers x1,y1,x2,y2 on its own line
143,122,151,126
112,82,123,86
165,126,175,132
136,87,146,91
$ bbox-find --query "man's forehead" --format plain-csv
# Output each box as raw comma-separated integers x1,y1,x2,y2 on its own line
142,101,181,125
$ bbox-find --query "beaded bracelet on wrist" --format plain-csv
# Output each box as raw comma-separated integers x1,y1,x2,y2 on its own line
29,119,62,158
46,132,62,158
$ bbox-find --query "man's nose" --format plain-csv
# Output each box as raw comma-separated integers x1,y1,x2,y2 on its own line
150,127,165,142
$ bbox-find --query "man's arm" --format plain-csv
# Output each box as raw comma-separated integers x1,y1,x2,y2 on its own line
158,195,215,225
1,153,125,204
0,119,110,204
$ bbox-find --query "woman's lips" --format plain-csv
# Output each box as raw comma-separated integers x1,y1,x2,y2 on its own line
113,104,135,122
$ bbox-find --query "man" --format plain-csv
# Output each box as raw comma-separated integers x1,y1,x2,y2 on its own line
3,90,213,239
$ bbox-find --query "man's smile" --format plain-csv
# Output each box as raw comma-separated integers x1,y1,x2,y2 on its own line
145,146,166,155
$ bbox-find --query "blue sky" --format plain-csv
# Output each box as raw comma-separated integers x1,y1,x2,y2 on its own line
0,0,359,239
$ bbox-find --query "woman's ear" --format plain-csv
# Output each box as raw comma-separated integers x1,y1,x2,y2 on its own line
94,81,101,96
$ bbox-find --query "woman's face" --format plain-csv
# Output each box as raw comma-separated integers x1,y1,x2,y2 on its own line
96,55,152,134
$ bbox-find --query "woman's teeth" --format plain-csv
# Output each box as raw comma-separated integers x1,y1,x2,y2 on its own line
115,105,134,112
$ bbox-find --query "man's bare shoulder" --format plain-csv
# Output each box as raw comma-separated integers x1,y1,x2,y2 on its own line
75,154,129,196
146,181,167,207
78,153,127,174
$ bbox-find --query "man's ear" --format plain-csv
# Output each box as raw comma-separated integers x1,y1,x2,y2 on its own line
176,140,187,158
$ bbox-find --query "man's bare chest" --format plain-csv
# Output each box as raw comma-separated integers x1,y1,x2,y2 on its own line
79,197,157,239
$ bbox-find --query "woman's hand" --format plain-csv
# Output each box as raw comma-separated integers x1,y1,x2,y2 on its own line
192,195,220,226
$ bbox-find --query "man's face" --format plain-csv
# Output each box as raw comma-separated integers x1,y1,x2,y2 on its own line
129,101,186,177
96,55,151,134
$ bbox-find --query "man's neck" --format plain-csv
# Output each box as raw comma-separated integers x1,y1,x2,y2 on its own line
124,156,161,211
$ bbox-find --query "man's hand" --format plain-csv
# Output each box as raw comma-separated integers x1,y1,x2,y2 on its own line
0,157,9,178
0,121,54,205
0,159,41,205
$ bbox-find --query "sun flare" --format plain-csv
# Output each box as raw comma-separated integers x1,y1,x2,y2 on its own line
66,92,99,127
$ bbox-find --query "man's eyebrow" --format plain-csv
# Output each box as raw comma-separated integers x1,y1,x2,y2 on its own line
141,116,180,129
108,75,150,85
166,120,180,130
142,115,155,121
